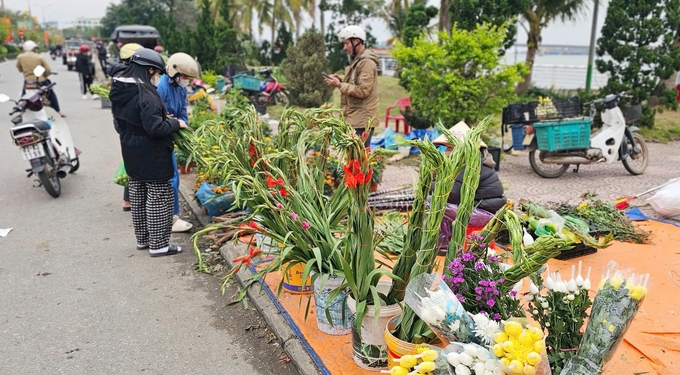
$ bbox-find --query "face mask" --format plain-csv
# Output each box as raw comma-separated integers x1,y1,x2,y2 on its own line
152,74,161,86
178,78,190,87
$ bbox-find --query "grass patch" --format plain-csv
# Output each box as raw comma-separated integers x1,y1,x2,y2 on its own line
639,109,680,143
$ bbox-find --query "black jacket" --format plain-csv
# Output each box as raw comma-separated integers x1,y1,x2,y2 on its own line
109,77,180,181
75,53,92,76
447,162,507,213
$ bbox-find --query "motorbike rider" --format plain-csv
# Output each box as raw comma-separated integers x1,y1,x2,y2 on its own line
323,25,379,147
107,43,143,212
15,40,66,118
109,48,188,257
75,44,99,100
156,52,199,233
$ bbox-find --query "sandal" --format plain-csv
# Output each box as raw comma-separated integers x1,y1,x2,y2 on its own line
150,244,182,257
123,206,131,212
136,244,149,250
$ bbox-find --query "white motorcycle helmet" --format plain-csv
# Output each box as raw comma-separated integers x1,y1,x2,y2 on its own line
166,52,200,79
23,40,38,52
337,25,366,43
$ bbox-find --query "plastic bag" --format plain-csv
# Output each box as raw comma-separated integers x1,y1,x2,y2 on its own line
113,161,128,187
382,127,399,150
438,204,495,250
194,181,237,218
559,261,649,375
404,273,478,344
492,318,552,375
647,178,680,219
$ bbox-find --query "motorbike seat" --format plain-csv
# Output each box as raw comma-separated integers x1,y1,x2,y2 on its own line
18,119,51,131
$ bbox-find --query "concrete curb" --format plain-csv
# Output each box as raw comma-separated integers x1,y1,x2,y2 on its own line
177,181,319,375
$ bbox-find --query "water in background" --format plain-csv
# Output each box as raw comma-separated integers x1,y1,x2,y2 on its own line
503,49,609,91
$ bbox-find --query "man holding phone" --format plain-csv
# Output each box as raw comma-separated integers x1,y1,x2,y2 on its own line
323,25,379,146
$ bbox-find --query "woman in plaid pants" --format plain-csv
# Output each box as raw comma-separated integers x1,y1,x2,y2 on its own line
109,48,188,257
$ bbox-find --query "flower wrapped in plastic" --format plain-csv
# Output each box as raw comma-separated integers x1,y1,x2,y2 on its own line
559,261,649,375
491,318,551,375
443,342,504,375
404,273,478,344
381,347,446,375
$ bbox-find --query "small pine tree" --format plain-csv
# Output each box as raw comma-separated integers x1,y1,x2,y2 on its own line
280,29,334,107
597,0,680,110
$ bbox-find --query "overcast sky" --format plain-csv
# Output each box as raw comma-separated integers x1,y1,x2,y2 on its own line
5,0,608,47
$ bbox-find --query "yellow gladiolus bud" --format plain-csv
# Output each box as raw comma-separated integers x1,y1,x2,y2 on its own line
492,344,506,357
494,332,509,343
518,331,533,346
610,275,624,290
534,340,546,353
510,360,523,372
523,364,537,375
500,357,511,367
629,285,647,300
598,279,606,290
504,321,523,336
526,352,541,366
419,350,438,362
414,361,436,373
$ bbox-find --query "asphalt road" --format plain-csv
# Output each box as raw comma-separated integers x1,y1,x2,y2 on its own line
0,55,300,375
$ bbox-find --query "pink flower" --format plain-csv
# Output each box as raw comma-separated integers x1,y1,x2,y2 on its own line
290,212,299,220
301,221,311,230
276,202,283,209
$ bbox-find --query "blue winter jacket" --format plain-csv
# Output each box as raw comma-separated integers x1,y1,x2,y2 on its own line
156,75,188,123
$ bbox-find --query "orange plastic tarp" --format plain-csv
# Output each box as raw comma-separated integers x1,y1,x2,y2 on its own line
252,219,680,375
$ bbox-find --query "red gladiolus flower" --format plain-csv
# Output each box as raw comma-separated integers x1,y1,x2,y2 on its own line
266,176,276,188
249,143,255,156
279,187,289,197
365,168,373,184
275,177,284,186
232,247,262,268
248,221,260,230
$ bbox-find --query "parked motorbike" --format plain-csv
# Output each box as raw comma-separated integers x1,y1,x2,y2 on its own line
525,91,648,178
0,66,80,197
257,68,289,106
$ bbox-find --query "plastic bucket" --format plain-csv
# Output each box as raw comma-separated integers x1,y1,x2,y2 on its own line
398,146,410,157
385,315,420,368
347,280,401,371
313,274,351,335
282,262,312,294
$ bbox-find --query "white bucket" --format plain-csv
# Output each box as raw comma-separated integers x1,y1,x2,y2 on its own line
313,274,351,335
347,280,401,371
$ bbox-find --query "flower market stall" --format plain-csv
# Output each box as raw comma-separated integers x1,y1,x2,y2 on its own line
174,101,678,375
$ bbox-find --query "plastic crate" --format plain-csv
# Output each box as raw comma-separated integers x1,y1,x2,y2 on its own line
503,102,538,124
503,97,581,125
534,117,591,151
233,74,261,91
555,244,598,260
511,124,526,150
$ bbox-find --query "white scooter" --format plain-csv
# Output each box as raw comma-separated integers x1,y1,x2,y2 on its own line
525,91,649,178
0,66,80,197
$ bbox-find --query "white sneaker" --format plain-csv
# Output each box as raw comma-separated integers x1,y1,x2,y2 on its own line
91,94,100,100
82,95,88,100
171,215,193,233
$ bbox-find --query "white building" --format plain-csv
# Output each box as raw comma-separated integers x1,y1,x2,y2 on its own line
73,17,101,29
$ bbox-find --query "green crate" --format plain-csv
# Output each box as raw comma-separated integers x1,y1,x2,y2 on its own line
233,74,261,91
533,117,591,151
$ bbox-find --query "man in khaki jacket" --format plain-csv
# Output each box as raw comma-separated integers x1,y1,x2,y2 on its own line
16,40,65,117
324,25,379,146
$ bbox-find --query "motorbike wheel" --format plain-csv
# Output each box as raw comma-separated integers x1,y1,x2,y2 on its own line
69,158,80,173
38,151,61,198
274,91,289,106
529,149,569,178
622,132,649,175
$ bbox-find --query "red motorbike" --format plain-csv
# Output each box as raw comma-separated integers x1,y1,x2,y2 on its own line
257,68,289,106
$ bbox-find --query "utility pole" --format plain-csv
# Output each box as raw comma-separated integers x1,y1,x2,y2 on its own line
585,0,600,94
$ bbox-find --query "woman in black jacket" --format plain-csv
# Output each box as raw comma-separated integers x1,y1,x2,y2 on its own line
109,48,188,257
75,45,98,100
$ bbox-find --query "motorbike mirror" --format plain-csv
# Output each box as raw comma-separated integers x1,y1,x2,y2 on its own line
0,93,10,103
33,65,46,77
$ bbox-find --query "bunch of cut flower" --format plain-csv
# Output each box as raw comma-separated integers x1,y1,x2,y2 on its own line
559,261,649,375
380,346,441,375
526,261,593,373
90,82,110,99
491,319,550,375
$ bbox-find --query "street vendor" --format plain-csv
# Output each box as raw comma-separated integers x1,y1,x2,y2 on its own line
433,121,507,214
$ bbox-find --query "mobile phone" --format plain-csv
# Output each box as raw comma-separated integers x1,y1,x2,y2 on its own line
321,72,330,78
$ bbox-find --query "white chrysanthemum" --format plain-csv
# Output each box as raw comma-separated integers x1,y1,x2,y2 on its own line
472,317,500,345
448,320,461,333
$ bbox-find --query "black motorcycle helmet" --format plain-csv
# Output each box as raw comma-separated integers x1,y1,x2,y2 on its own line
130,48,166,75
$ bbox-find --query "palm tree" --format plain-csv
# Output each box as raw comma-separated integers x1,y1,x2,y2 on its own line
382,0,411,45
516,0,589,93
